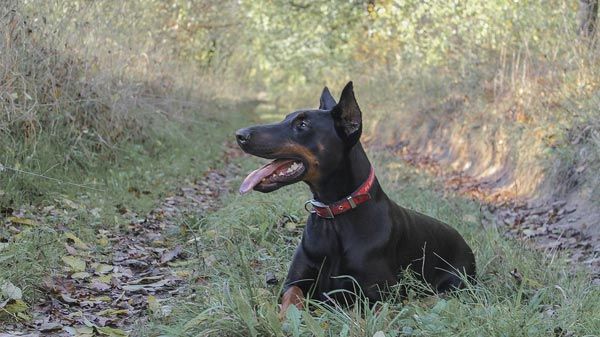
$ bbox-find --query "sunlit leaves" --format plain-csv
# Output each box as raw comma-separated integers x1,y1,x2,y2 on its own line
241,0,574,87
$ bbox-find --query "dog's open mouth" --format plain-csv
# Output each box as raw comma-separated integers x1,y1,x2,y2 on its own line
239,159,306,194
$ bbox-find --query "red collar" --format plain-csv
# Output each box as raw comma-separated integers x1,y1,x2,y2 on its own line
304,166,375,219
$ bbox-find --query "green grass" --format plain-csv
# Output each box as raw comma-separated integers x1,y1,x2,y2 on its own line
0,100,252,302
145,143,599,337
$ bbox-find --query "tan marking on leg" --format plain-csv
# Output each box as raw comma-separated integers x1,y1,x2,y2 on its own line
279,285,304,320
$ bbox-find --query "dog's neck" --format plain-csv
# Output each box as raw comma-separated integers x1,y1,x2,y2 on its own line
309,143,378,204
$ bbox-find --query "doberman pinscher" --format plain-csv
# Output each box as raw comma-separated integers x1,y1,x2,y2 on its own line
235,82,476,317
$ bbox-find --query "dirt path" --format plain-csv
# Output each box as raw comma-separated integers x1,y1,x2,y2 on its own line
390,145,599,283
1,145,243,336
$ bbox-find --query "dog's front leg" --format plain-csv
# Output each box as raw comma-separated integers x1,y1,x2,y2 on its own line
279,242,318,319
279,285,305,319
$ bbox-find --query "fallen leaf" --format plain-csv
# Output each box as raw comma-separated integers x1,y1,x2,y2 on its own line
60,293,79,304
147,295,160,314
71,272,91,280
39,322,63,332
97,308,129,316
96,326,128,336
94,274,113,284
160,245,183,264
64,232,90,250
123,279,172,293
3,299,28,314
62,256,86,272
97,236,110,247
147,295,171,318
175,270,192,278
89,295,112,302
67,326,95,336
90,281,111,292
7,216,35,226
65,243,78,255
1,280,22,300
91,263,114,275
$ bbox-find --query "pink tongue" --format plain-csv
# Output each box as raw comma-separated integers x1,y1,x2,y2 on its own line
239,159,294,195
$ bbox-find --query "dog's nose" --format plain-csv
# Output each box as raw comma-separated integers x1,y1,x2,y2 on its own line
236,128,251,145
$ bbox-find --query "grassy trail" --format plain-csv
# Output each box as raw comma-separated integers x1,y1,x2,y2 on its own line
1,104,598,336
147,109,599,336
0,100,250,334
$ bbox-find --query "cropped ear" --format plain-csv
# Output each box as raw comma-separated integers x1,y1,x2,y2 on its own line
331,81,362,144
319,86,337,110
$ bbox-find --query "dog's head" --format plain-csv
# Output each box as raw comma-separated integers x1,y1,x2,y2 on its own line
236,81,363,194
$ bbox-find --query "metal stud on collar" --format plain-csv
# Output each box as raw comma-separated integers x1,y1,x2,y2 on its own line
346,196,356,209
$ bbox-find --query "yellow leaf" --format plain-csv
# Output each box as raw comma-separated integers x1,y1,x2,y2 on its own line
16,311,32,321
64,232,90,250
147,295,160,313
97,308,129,316
4,299,28,314
89,295,112,302
96,326,128,336
93,263,113,274
7,216,35,226
62,256,86,272
175,270,191,277
94,274,112,284
97,236,109,247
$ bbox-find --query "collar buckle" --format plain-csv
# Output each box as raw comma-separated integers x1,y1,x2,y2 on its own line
304,199,334,219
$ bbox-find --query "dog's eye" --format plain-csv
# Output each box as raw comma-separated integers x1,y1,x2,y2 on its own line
296,120,308,130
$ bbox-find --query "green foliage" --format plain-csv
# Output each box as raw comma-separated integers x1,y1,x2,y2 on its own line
240,0,578,87
241,0,365,87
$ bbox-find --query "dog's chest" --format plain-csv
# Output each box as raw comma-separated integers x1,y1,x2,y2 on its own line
303,218,381,299
303,217,376,269
303,221,342,259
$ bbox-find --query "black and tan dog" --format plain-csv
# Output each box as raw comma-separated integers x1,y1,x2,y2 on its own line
236,82,476,317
